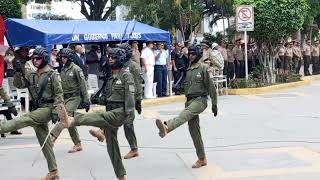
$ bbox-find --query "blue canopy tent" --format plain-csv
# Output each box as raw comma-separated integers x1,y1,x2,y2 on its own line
5,18,171,47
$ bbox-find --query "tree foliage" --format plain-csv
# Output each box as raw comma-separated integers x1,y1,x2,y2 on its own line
0,0,22,19
235,0,308,45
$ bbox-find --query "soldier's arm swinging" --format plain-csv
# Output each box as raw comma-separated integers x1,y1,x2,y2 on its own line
123,72,136,115
203,66,218,116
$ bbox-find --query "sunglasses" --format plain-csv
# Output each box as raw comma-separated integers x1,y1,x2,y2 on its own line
60,55,68,59
188,52,197,56
33,56,42,60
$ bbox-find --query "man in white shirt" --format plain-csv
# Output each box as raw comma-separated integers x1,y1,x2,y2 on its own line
141,41,155,99
154,42,169,97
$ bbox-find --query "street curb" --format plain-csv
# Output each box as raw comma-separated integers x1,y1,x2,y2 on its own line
227,79,311,95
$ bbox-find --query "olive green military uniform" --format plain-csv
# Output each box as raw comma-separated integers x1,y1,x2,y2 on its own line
51,62,89,144
123,58,143,151
70,68,135,178
0,65,64,172
0,87,14,107
165,62,217,159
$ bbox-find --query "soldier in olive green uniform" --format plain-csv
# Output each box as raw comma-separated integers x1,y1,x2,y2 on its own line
156,45,218,169
51,48,90,153
0,48,69,180
0,87,19,137
66,48,135,180
89,44,143,160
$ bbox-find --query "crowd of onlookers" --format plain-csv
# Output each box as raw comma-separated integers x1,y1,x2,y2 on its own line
3,38,318,103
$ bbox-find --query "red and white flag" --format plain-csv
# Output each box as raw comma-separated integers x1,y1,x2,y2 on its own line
0,16,6,87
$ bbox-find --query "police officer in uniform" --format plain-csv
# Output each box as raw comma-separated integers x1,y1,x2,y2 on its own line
66,47,135,180
0,47,69,179
89,44,143,159
155,45,218,168
303,39,312,76
311,40,319,75
50,48,90,153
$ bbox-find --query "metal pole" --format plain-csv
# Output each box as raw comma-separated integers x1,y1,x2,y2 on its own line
244,31,248,81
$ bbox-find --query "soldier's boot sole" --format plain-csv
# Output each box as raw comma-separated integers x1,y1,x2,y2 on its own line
89,129,105,142
67,143,83,153
156,119,168,138
192,159,207,168
124,150,139,159
41,170,60,180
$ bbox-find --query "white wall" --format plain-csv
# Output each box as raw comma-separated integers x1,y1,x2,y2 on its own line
25,0,112,20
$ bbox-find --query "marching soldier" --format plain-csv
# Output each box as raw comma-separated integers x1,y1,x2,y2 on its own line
64,47,135,180
0,47,69,179
50,48,90,153
89,44,143,159
303,39,312,76
311,40,319,75
155,45,218,168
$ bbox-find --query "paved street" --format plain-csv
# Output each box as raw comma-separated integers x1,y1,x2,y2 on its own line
2,81,320,180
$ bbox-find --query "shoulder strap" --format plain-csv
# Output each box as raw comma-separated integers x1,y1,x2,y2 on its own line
38,71,54,100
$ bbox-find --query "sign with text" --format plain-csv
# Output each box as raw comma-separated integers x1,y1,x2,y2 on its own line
236,5,254,31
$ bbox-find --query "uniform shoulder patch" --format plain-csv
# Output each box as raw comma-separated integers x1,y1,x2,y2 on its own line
78,69,84,78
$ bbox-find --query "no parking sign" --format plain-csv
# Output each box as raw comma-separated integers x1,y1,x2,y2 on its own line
236,5,254,32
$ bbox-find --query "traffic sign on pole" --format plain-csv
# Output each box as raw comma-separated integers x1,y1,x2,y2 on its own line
236,5,254,32
236,5,254,81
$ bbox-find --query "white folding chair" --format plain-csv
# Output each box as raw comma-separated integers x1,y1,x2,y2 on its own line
16,88,30,112
87,74,99,96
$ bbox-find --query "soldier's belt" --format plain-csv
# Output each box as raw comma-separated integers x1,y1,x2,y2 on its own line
36,99,54,107
64,92,80,99
106,101,124,111
186,95,207,101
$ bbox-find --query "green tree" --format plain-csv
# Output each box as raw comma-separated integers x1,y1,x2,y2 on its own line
235,0,308,84
0,0,22,19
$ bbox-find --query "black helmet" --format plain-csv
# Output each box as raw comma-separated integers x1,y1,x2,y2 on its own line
108,48,127,69
118,43,132,62
32,47,49,69
59,48,75,66
188,45,202,63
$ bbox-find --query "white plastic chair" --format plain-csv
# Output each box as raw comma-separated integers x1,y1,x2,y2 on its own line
16,88,29,112
212,75,228,95
87,74,99,96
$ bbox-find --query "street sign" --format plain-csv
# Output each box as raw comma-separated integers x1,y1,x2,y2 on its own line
236,5,254,32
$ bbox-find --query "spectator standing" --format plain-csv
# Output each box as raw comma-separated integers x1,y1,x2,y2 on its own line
284,41,293,75
232,38,245,78
85,45,100,75
211,43,224,75
131,41,141,66
311,40,319,75
154,42,169,97
303,39,312,76
50,48,59,70
172,42,188,95
141,41,155,99
277,42,286,74
200,40,213,65
74,45,88,80
4,48,15,91
292,41,302,74
226,43,235,83
219,41,228,76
